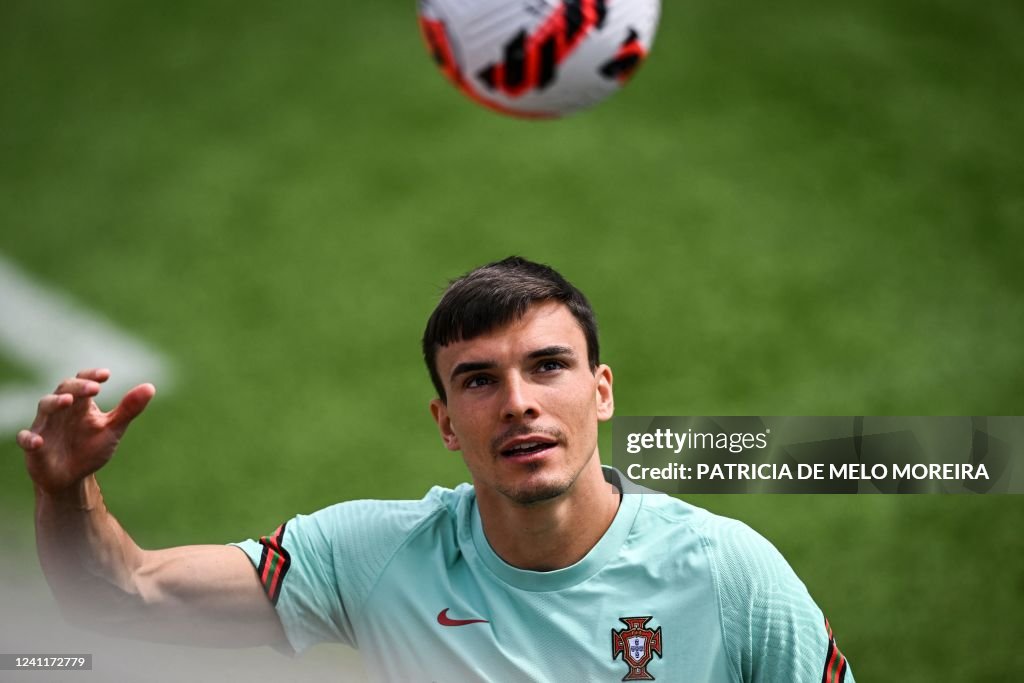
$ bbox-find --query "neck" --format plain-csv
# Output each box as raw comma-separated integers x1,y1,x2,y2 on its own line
475,457,621,571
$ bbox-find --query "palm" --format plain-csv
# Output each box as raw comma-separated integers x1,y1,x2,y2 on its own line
19,371,155,495
29,401,121,491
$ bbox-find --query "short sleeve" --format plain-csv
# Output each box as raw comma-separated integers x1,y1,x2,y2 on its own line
702,517,855,683
233,511,354,652
231,488,455,655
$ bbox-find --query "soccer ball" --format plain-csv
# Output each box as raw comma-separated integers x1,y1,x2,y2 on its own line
418,0,661,118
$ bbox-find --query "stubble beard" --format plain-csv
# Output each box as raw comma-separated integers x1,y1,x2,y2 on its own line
496,447,594,506
498,462,574,505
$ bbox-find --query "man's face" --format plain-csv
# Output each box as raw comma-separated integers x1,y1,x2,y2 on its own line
430,301,614,506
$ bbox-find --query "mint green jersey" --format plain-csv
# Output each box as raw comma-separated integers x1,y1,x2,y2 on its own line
233,468,853,682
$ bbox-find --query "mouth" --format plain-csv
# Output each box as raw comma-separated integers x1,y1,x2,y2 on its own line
499,436,559,459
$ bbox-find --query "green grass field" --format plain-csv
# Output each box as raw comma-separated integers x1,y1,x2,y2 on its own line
1,1,1022,680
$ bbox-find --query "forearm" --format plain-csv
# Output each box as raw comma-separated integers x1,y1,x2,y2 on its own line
34,476,286,646
22,371,285,646
34,475,147,620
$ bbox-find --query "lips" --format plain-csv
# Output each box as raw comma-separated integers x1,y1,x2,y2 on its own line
499,435,559,458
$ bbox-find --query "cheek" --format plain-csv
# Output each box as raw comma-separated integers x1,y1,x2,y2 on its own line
557,383,600,424
449,403,490,444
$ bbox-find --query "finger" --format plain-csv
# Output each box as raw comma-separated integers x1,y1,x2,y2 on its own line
37,393,74,416
16,429,44,451
30,393,73,431
107,383,156,431
17,430,44,451
53,378,102,398
76,368,111,383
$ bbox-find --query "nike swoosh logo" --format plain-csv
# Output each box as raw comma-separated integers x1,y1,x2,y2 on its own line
437,608,489,627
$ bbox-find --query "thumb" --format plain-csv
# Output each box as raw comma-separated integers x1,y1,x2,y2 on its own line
107,383,156,432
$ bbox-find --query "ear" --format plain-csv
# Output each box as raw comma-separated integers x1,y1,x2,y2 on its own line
595,364,614,422
430,398,461,451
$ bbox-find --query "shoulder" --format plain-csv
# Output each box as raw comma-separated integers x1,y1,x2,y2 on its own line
632,492,754,549
633,496,807,616
628,492,785,555
675,501,802,598
288,484,473,580
278,484,475,626
303,483,470,539
622,494,781,583
698,509,784,564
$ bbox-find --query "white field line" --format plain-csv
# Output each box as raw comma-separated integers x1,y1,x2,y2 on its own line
0,255,171,432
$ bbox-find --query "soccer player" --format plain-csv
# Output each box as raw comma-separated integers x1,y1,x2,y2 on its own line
18,257,853,682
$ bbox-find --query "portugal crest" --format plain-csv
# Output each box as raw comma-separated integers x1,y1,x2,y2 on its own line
611,616,663,681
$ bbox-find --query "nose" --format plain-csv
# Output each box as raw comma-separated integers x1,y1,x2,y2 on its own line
500,373,539,422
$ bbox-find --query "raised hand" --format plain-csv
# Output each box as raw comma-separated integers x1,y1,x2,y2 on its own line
16,369,155,495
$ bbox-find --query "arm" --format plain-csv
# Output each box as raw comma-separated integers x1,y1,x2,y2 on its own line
18,369,286,647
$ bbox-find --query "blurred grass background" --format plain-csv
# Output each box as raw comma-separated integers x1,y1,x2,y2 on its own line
1,0,1022,680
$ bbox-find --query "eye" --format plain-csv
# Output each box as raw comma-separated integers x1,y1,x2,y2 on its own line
537,359,566,373
464,374,494,389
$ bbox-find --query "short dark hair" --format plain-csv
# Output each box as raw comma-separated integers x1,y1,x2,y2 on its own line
422,256,600,401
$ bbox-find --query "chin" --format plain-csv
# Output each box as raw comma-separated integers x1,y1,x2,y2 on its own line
503,483,568,506
498,467,577,506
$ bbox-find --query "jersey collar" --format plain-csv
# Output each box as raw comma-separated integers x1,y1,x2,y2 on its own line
462,467,643,592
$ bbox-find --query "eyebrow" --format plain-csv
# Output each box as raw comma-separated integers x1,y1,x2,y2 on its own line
449,346,578,384
450,360,497,385
527,345,576,360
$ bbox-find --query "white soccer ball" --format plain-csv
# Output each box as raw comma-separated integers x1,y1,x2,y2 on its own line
418,0,661,118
